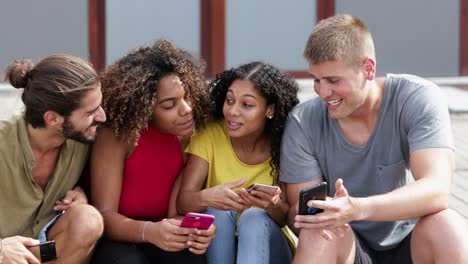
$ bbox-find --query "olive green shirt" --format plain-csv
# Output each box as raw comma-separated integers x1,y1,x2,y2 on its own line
0,114,89,238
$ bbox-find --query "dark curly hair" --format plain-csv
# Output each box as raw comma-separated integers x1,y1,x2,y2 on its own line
100,39,210,145
209,62,299,182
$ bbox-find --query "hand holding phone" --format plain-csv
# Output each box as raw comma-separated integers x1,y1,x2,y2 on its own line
27,240,57,263
180,212,215,230
298,182,327,215
247,183,280,195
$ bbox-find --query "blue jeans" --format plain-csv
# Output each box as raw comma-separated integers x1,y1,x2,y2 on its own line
204,207,291,264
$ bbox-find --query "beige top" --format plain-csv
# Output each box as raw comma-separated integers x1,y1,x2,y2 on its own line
0,114,89,238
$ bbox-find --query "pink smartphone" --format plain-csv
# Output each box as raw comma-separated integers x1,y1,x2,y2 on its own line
180,212,215,230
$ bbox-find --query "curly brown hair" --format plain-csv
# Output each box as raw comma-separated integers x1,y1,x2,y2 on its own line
100,39,210,145
209,62,299,182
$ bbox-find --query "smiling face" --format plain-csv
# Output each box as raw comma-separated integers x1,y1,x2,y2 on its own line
62,84,106,143
222,79,273,139
309,58,373,120
150,74,194,137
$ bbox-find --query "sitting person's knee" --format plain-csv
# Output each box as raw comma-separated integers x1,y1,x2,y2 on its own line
298,227,326,242
416,209,457,229
413,208,461,242
239,207,267,222
66,204,104,244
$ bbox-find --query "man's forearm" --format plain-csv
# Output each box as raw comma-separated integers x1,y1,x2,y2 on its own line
354,177,450,222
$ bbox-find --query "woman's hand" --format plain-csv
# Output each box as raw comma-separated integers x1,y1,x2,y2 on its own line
145,219,193,252
202,178,248,211
187,223,217,254
237,187,281,210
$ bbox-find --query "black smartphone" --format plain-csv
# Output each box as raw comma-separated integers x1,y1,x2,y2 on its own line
28,240,57,263
298,182,328,215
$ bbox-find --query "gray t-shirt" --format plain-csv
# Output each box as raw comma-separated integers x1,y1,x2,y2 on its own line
280,74,454,250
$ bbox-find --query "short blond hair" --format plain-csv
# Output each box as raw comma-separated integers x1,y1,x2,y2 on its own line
303,14,375,67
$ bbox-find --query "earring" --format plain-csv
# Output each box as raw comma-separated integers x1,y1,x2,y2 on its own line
268,115,273,119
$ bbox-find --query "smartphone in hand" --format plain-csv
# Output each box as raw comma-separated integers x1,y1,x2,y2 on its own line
27,240,57,263
247,183,280,195
180,212,215,230
298,182,327,215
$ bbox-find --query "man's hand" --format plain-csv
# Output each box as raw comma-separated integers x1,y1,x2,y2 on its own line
294,179,356,240
1,236,40,264
54,187,88,211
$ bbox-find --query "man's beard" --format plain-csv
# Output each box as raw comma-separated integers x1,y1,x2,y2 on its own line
62,117,98,144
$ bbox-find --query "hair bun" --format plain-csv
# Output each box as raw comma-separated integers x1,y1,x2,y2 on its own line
4,59,34,89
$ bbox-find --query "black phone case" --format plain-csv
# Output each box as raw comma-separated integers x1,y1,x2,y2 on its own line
39,241,57,263
298,182,327,215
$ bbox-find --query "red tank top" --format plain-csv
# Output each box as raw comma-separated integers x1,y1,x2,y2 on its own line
118,126,183,221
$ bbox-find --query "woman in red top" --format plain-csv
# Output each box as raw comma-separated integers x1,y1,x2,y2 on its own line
90,39,215,264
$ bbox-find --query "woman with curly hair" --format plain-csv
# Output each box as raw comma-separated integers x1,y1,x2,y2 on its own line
89,39,215,264
177,62,300,264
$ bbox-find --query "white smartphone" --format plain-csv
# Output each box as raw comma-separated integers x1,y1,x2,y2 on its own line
247,183,280,195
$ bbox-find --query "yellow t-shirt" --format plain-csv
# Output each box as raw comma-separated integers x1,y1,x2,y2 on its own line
186,120,273,189
186,119,297,250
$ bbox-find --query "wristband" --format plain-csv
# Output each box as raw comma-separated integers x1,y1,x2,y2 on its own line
141,221,150,242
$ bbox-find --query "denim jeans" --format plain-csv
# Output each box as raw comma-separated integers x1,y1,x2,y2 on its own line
204,207,292,264
37,212,64,242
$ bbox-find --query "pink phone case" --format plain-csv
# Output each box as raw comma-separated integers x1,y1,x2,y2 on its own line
180,212,215,230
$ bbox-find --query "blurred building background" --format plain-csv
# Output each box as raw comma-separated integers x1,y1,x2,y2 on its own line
1,0,468,226
1,0,466,79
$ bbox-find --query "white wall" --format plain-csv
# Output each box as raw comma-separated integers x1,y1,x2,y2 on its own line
336,0,459,77
106,0,200,66
0,0,88,72
226,0,315,70
0,1,460,77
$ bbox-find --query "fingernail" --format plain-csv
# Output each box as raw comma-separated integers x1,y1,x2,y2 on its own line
187,241,192,246
196,230,202,235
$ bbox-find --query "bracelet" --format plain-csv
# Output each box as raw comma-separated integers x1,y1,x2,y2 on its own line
141,221,151,242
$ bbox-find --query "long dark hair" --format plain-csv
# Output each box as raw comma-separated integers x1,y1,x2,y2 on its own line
209,62,299,181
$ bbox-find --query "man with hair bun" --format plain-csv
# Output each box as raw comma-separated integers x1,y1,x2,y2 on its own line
281,14,468,263
0,54,106,263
